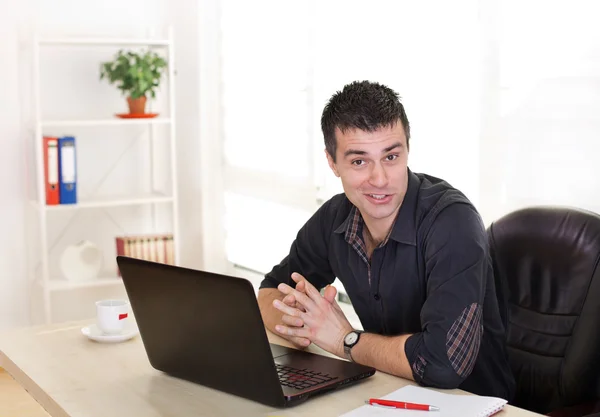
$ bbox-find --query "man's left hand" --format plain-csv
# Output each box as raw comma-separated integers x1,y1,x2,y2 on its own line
272,273,354,358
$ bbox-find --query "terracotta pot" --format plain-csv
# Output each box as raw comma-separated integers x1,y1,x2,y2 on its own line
127,96,147,114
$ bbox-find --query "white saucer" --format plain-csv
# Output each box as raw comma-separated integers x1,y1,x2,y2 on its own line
81,322,139,343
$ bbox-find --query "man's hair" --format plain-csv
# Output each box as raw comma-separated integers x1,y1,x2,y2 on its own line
321,80,411,162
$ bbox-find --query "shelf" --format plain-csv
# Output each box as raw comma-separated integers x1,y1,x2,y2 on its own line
47,277,124,291
31,194,174,211
41,118,171,128
31,26,179,324
38,38,170,47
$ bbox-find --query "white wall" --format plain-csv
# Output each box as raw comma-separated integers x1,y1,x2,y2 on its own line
169,0,228,275
0,0,30,332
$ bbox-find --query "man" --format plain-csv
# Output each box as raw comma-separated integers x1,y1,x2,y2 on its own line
257,80,515,401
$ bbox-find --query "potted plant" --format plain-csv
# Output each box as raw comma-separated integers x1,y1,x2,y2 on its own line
100,49,167,117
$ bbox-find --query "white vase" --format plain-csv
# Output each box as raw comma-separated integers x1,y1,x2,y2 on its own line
59,240,103,281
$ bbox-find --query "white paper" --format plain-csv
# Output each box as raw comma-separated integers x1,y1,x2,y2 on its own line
339,385,507,417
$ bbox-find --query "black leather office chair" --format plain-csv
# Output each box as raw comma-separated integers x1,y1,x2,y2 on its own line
487,206,600,416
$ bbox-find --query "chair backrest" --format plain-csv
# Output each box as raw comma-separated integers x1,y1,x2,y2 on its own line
487,206,600,414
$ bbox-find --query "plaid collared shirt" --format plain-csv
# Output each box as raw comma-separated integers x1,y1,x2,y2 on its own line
343,205,392,285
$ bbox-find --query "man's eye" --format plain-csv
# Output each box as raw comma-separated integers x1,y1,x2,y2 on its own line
386,154,398,161
352,160,365,166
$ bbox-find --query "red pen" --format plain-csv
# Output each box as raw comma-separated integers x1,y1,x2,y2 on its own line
365,398,440,411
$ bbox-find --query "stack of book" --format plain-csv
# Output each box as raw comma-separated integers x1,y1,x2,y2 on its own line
115,234,175,274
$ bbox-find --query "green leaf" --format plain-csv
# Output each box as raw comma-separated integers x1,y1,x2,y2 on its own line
99,49,168,99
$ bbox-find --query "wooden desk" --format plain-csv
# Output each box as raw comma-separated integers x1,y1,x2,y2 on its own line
0,320,542,417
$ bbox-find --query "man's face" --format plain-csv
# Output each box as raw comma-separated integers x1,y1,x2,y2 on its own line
326,123,409,226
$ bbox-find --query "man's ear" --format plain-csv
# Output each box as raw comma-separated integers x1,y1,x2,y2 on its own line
325,149,340,177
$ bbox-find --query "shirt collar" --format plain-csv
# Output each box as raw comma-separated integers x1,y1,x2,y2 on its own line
334,168,419,246
342,205,363,245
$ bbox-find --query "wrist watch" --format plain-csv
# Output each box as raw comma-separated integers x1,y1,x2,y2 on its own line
343,330,363,362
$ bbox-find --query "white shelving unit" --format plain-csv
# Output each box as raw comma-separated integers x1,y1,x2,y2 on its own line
42,118,172,127
29,28,180,324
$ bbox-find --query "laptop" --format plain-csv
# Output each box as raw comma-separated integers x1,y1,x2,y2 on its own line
116,256,376,408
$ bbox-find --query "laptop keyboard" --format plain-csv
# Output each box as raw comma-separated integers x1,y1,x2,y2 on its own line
275,364,337,390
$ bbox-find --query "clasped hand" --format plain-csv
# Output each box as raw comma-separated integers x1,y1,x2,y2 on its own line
273,273,354,358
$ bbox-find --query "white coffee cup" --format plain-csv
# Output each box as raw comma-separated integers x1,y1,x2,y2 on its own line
96,299,130,335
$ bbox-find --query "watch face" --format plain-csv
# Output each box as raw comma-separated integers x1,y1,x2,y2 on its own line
345,332,358,345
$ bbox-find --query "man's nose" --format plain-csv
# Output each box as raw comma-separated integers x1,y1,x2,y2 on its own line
369,163,388,188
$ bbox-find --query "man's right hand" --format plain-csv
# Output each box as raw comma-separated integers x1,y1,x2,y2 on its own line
257,278,338,349
257,287,311,348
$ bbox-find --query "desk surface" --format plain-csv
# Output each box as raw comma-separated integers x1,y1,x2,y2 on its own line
0,320,542,417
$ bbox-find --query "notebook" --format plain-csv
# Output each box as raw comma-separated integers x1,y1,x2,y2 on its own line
339,385,507,417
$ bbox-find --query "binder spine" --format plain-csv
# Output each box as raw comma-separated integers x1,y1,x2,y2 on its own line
43,136,60,205
58,136,77,204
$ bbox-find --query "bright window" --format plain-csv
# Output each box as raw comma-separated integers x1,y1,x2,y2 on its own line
219,0,483,277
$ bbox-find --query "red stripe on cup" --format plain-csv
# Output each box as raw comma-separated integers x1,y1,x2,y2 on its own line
118,313,128,320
